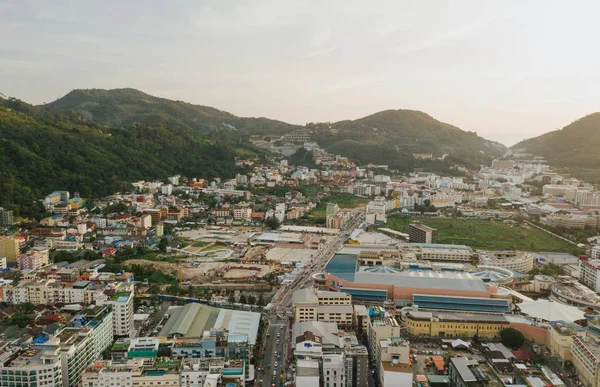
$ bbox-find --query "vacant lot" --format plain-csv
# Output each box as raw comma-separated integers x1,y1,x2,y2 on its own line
384,216,578,253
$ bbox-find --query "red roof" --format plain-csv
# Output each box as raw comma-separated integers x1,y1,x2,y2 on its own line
512,349,535,360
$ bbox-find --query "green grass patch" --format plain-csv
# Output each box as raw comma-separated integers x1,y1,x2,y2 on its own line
192,241,208,248
384,216,579,254
200,242,229,252
306,193,369,223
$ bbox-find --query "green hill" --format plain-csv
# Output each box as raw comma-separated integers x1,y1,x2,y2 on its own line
0,97,248,219
512,113,600,180
44,89,506,173
43,88,300,136
310,109,506,171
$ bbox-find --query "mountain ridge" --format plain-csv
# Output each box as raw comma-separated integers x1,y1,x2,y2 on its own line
512,112,600,181
0,96,251,218
44,88,507,170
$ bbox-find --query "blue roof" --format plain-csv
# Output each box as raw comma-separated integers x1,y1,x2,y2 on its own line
413,294,510,313
32,336,47,344
343,287,387,301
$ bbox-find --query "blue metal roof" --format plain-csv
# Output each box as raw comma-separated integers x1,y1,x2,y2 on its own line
413,294,510,313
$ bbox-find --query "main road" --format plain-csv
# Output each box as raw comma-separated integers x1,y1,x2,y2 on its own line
258,208,365,385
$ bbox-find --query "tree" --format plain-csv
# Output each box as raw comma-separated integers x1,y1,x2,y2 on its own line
257,293,265,306
158,238,169,253
265,216,280,230
149,284,161,295
228,293,236,304
53,250,76,264
16,302,35,314
247,295,256,305
499,328,525,350
239,294,247,304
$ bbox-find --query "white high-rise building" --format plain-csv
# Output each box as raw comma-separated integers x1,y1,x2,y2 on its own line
161,184,173,196
0,305,113,387
99,282,134,337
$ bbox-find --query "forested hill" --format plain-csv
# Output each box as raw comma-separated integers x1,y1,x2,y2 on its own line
0,97,248,219
310,109,507,171
43,88,507,173
512,113,600,170
43,88,300,136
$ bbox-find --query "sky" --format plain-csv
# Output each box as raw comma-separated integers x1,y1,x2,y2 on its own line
2,0,600,146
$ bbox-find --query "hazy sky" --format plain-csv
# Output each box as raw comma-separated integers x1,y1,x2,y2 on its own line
2,0,600,146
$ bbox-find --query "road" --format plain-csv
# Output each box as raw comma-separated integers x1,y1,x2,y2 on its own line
260,315,288,387
258,208,365,384
273,208,365,315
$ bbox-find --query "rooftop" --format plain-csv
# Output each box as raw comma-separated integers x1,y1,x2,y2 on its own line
353,270,489,292
213,309,260,345
408,310,508,323
159,303,220,338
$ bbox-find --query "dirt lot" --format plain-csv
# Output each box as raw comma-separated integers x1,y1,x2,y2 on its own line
125,259,225,283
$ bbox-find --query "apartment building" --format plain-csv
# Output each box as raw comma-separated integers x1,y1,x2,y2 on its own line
0,208,14,227
0,306,113,387
323,353,347,387
81,359,142,387
0,345,63,387
408,222,438,244
18,250,50,270
0,236,19,263
581,259,600,292
99,282,135,337
571,335,600,387
292,288,352,325
233,204,252,220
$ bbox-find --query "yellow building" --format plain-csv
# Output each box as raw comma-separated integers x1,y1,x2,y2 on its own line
548,322,584,366
0,237,20,263
405,310,509,339
572,335,600,387
292,288,352,324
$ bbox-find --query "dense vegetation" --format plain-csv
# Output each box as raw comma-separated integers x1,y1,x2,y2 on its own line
309,109,506,171
43,88,299,136
0,97,249,218
384,216,578,253
44,89,506,174
512,113,600,181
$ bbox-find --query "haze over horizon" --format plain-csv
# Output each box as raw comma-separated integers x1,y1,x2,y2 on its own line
2,0,600,146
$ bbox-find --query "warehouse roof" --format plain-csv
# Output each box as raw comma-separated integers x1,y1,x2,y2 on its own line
159,303,220,338
353,270,488,292
213,309,261,345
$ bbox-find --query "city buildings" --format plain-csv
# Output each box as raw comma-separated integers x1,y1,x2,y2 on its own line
478,250,535,272
0,236,19,263
405,310,509,339
580,259,600,292
0,208,14,227
571,335,600,387
408,222,438,243
99,282,135,337
0,305,113,387
292,288,353,326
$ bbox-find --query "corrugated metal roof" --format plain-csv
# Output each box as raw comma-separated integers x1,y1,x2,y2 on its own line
353,271,488,292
